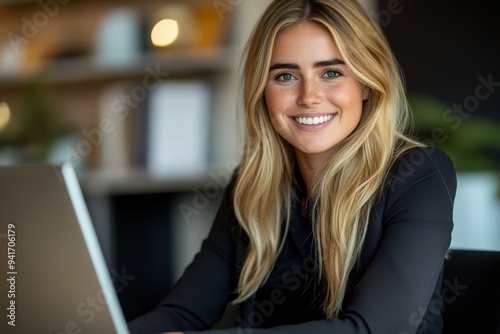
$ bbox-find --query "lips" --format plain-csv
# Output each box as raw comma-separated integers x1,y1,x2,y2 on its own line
293,114,335,125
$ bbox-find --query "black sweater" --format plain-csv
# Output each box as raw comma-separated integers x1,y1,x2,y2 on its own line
128,147,457,334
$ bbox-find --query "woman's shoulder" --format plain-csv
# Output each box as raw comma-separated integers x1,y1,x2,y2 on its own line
385,146,457,197
393,146,455,170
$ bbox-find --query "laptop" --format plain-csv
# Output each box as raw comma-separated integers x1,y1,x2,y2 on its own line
0,164,129,333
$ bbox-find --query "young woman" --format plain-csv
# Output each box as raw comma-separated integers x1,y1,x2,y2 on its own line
128,0,456,333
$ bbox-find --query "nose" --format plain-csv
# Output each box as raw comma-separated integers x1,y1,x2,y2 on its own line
297,79,322,106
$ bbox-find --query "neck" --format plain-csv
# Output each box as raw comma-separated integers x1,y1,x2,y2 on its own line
294,149,333,193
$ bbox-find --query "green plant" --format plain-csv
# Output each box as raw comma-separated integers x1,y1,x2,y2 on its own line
0,77,71,163
409,94,500,173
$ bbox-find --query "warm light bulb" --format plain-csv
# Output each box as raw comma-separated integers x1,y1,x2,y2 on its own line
0,102,11,130
151,19,179,47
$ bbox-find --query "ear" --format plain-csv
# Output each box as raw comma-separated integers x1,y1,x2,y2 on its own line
362,84,370,101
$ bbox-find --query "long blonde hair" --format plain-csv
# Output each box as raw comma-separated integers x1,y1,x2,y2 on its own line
233,0,422,318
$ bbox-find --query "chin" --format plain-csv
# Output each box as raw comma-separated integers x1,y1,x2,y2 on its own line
296,145,336,155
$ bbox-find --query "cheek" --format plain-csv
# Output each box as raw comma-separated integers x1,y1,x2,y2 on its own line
264,86,280,116
264,86,279,128
264,86,284,129
264,87,291,134
327,85,365,110
264,85,296,116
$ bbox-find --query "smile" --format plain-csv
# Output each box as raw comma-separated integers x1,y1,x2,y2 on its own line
293,114,335,125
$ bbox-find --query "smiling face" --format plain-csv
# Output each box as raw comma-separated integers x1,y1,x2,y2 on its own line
264,21,369,162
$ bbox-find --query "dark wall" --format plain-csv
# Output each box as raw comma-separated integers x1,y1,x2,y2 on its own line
377,0,500,121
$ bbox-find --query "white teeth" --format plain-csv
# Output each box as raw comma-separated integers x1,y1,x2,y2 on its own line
294,114,333,125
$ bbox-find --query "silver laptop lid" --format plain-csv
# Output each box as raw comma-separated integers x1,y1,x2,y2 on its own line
0,164,129,333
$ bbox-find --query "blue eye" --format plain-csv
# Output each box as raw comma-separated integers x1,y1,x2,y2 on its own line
323,70,341,79
276,73,294,82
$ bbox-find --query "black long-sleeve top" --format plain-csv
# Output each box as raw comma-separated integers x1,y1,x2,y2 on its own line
127,146,457,334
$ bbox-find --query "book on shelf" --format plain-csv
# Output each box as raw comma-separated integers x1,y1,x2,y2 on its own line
146,80,211,179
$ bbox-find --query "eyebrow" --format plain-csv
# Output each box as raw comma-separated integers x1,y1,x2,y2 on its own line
314,59,345,67
269,58,345,71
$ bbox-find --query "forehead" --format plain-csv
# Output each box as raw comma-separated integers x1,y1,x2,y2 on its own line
271,21,342,63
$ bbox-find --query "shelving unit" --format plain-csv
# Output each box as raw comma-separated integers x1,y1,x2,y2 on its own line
0,0,272,321
0,47,236,87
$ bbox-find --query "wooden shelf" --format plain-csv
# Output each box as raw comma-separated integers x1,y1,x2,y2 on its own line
81,168,226,196
0,47,236,88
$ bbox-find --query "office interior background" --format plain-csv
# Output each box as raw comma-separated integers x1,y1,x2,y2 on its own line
0,0,499,321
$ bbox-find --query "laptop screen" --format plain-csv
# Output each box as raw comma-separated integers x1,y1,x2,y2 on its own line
0,164,129,333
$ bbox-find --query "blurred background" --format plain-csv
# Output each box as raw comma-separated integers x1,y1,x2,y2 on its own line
0,0,498,322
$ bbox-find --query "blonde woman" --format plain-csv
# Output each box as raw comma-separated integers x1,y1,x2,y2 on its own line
128,0,456,333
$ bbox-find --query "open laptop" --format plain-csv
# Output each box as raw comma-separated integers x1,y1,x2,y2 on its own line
0,164,129,333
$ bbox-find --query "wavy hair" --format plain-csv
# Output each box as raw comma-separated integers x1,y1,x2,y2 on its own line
233,0,422,318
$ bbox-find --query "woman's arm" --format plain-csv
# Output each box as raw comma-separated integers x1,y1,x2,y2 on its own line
188,147,457,334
